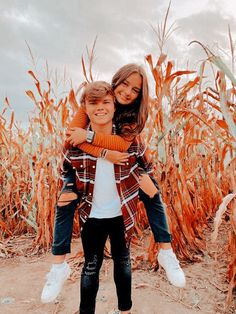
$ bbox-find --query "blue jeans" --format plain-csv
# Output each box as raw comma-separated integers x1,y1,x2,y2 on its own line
139,187,171,243
52,164,171,255
52,163,81,255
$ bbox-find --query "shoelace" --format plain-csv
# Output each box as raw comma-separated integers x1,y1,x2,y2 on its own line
164,254,181,270
45,270,57,285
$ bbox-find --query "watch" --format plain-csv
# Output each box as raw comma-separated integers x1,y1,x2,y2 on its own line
86,130,95,143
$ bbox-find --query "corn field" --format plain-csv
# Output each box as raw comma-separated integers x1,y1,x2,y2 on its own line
0,50,235,307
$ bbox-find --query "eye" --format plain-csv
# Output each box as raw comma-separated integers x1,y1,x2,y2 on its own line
122,81,128,86
132,88,140,94
105,101,114,106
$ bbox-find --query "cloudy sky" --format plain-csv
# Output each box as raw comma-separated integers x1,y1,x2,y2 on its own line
1,0,236,127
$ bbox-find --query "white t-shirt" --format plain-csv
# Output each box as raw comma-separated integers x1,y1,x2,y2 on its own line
90,158,122,218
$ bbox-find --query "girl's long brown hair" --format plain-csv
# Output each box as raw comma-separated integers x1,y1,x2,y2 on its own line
111,63,149,139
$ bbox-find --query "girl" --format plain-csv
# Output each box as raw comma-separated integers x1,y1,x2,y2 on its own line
41,64,185,305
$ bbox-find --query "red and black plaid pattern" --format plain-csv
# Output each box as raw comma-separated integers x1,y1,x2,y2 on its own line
66,135,153,241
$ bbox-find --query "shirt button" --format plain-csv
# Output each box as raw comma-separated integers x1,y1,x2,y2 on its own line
89,193,92,195
92,165,95,168
126,162,129,165
80,165,83,168
73,167,75,169
88,204,91,207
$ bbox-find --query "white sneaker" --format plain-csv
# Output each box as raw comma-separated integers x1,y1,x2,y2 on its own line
157,249,186,288
41,262,71,303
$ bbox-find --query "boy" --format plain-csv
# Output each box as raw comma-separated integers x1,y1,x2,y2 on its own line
42,81,153,314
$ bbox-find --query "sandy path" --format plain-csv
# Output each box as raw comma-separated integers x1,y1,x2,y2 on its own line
0,254,198,314
0,227,235,314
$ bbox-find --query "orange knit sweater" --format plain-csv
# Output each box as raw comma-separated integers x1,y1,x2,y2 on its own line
67,107,132,157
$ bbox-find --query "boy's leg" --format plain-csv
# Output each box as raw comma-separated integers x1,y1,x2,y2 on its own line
109,216,132,313
80,218,108,314
139,174,185,288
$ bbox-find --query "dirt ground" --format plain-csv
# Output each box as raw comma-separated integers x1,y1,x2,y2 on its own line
0,226,235,314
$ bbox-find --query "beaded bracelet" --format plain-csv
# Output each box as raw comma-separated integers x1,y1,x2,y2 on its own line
100,148,108,159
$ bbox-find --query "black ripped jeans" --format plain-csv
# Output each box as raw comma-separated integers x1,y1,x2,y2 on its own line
80,216,132,314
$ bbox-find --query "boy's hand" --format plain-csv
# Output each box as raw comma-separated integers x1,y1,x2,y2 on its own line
105,150,129,165
66,127,87,146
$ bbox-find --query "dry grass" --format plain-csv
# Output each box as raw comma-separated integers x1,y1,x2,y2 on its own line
0,50,235,307
142,52,236,306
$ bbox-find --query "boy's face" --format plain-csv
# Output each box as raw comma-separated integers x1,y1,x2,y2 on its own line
85,94,115,127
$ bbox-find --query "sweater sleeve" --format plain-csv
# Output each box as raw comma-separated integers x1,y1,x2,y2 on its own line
68,106,89,128
92,133,132,151
63,141,103,158
76,134,132,156
78,143,103,157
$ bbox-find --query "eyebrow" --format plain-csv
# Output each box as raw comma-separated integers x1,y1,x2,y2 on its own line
125,79,141,91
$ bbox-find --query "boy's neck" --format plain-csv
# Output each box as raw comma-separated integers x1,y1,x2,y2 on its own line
90,122,113,134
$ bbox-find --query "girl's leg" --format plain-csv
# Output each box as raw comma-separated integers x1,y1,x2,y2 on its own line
109,216,132,313
41,163,80,303
80,218,108,314
139,174,172,244
52,162,80,257
52,199,78,257
139,174,185,288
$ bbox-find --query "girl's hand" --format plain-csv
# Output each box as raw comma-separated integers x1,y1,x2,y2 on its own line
66,127,87,146
105,150,129,165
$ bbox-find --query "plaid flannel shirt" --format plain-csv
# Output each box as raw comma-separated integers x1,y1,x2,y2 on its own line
66,127,154,242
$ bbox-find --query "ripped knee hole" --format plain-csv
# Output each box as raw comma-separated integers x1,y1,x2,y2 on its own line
83,257,100,276
57,191,78,206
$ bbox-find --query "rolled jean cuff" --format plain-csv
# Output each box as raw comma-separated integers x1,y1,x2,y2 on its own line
52,244,71,255
154,234,172,243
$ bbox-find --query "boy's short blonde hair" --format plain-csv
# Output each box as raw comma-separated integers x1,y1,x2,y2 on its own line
80,81,114,106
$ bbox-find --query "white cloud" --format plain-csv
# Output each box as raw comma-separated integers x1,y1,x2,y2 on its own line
0,0,236,125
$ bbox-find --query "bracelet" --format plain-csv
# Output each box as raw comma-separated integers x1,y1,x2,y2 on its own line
100,149,108,159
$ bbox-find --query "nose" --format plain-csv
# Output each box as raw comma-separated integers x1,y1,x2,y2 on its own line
96,101,105,109
124,86,132,98
95,103,105,113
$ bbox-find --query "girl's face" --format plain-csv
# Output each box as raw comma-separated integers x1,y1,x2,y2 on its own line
114,73,142,105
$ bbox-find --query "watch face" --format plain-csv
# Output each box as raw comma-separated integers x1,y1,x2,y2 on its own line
87,131,94,143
